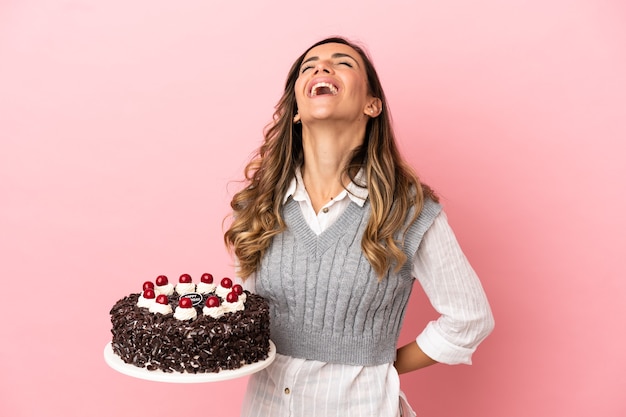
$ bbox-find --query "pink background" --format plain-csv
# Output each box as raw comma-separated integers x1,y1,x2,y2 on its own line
1,1,625,416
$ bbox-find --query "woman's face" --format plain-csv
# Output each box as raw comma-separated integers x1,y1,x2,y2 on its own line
294,42,374,125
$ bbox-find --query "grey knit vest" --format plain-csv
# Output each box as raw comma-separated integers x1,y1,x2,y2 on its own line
255,197,442,366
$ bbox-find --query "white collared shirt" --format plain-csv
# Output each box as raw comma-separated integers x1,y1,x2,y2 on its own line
241,170,494,417
283,167,369,235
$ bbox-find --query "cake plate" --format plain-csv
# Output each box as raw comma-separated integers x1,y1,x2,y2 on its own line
104,340,276,383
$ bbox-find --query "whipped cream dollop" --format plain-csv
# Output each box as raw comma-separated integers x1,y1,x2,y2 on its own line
149,302,173,315
175,282,196,295
196,282,216,295
202,305,225,319
222,298,245,314
136,293,156,308
155,283,174,296
174,306,198,321
215,285,233,299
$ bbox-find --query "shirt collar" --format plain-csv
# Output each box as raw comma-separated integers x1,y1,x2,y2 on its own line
283,167,369,207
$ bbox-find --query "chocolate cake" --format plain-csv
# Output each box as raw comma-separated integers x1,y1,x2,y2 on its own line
109,274,270,374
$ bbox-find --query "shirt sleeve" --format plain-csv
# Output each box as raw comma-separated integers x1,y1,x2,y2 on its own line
413,211,495,365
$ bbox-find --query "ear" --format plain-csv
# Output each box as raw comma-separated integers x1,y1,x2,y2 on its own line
364,98,382,117
293,113,301,124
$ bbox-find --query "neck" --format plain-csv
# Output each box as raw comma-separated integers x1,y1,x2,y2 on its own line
300,123,364,212
301,163,346,211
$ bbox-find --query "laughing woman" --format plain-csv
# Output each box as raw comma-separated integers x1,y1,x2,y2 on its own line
224,36,495,417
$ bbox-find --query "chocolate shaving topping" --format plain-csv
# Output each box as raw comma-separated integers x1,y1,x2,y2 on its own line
109,291,270,373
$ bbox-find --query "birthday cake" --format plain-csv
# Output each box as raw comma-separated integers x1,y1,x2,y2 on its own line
109,273,270,374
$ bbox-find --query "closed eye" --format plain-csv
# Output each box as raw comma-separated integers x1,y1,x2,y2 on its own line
300,52,360,74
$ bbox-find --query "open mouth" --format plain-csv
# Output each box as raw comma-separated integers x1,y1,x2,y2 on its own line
309,82,339,97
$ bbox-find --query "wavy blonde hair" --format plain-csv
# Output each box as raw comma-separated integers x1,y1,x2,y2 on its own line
224,37,437,280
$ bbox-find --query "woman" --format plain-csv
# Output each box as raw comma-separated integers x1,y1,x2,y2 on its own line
224,36,494,417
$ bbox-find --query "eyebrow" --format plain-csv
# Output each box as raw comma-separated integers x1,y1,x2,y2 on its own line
301,52,360,67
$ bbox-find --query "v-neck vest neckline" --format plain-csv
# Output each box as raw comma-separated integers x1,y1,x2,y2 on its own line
282,197,369,258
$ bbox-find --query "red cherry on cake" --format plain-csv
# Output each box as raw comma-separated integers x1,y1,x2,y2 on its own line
156,294,169,305
206,296,220,308
143,289,156,299
143,281,154,291
155,275,169,286
201,273,214,284
179,273,192,283
226,291,239,303
232,284,243,295
221,277,233,289
179,297,192,308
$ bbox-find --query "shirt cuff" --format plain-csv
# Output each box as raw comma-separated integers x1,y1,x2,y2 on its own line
416,321,477,365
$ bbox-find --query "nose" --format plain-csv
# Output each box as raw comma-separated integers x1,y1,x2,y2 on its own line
313,60,333,74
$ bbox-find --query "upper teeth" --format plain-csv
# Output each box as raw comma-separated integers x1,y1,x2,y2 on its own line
310,82,338,96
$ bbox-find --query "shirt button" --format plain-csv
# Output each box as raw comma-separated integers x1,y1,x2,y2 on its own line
284,387,291,395
322,207,329,213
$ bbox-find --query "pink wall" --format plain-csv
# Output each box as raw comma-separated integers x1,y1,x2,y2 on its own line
1,1,625,416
